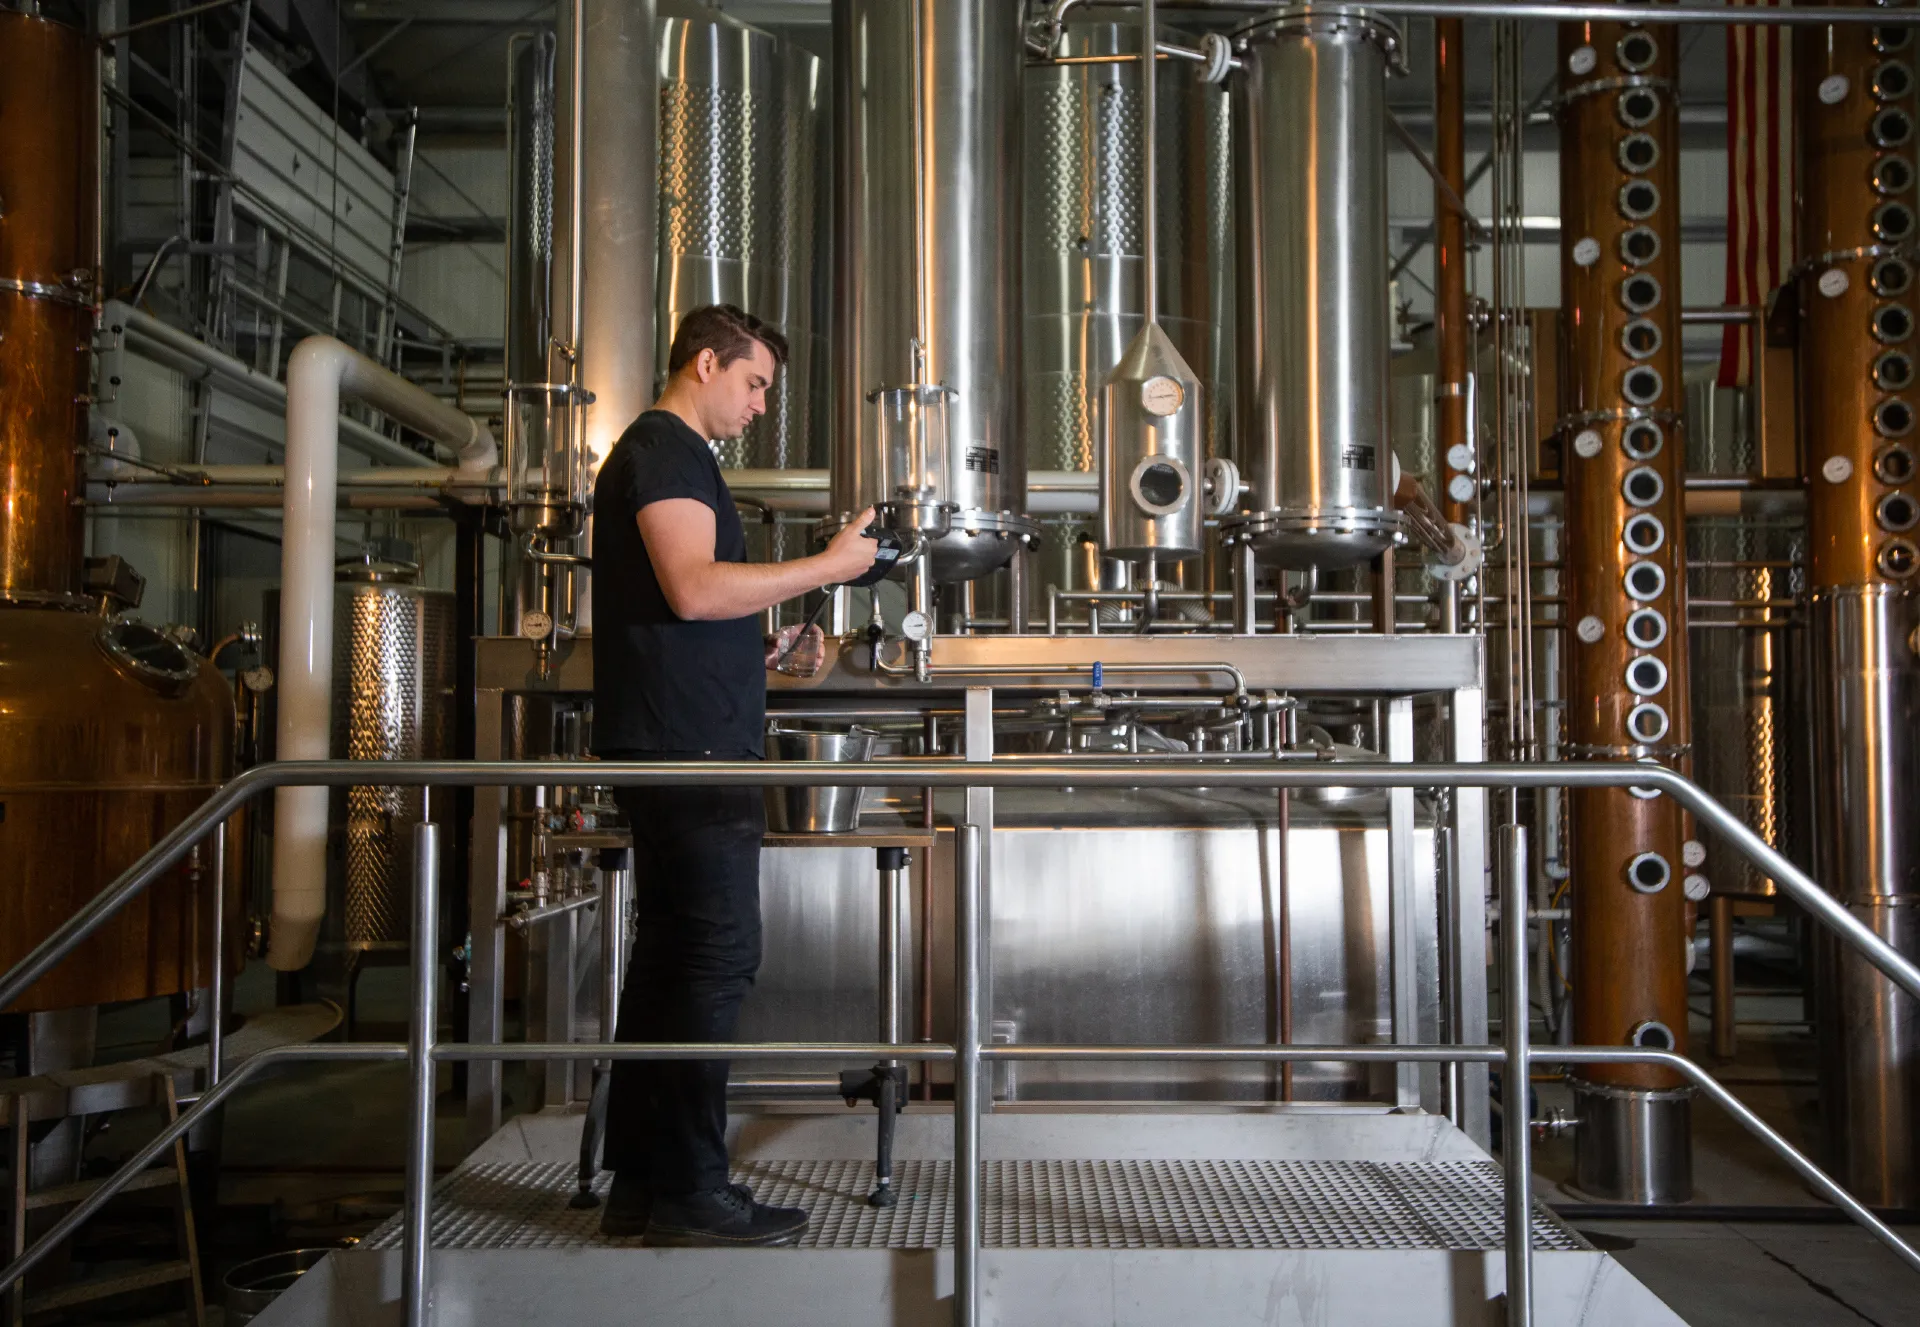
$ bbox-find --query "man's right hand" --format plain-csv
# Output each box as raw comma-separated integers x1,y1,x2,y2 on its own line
819,507,881,585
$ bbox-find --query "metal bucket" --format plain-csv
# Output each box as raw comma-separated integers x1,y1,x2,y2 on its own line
764,725,876,832
223,1248,332,1324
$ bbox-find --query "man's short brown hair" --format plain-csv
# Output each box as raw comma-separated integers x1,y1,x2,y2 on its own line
666,303,789,375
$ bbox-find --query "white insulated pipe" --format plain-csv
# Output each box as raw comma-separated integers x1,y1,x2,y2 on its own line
268,336,497,971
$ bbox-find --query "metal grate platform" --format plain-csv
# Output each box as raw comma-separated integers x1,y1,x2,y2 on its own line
366,1159,1586,1254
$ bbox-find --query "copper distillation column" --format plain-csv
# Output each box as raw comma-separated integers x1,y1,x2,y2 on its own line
1556,15,1695,1203
0,12,234,1022
1433,14,1473,609
1796,5,1920,1209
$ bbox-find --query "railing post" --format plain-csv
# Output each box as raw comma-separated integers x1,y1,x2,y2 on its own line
954,823,983,1327
405,812,442,1325
207,819,227,1089
1499,819,1533,1327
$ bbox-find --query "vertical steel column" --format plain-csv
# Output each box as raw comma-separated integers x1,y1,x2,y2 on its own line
1386,695,1421,1107
1451,684,1492,1144
1500,820,1534,1327
466,686,508,1148
1233,541,1259,634
600,853,629,1052
880,856,903,1045
404,815,442,1326
207,821,227,1088
964,685,995,1085
953,823,983,1327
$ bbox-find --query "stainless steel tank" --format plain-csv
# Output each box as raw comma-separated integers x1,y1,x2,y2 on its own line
829,0,1036,582
1223,4,1400,570
328,560,455,947
1025,17,1231,475
657,3,822,469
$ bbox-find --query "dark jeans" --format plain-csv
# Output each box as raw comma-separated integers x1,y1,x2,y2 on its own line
603,760,765,1196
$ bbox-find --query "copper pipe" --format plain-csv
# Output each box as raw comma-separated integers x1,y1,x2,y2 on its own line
1557,14,1692,1094
1796,6,1919,591
0,13,97,603
1710,894,1737,1060
1434,15,1472,525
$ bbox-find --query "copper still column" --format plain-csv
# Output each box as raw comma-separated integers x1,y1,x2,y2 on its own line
1556,14,1695,1203
1796,4,1920,1209
1433,16,1473,535
0,12,234,1013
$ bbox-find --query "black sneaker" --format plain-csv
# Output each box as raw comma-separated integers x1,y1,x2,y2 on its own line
598,1172,651,1238
642,1184,808,1248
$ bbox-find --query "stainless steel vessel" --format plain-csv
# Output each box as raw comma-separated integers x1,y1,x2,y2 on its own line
1025,16,1231,474
829,0,1036,582
328,560,455,946
1223,4,1400,570
657,4,822,469
1100,325,1207,562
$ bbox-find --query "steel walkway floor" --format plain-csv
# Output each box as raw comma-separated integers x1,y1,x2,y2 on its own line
363,1156,1588,1254
261,1106,1687,1326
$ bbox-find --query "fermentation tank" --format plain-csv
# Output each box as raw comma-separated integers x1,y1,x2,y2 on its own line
1223,4,1400,571
656,3,822,470
829,0,1037,582
1796,3,1920,1209
0,11,236,1013
328,561,455,948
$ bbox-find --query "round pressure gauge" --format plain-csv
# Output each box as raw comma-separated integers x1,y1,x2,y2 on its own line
1819,73,1850,105
1568,44,1597,76
1822,455,1855,484
900,610,933,643
520,610,555,641
1818,267,1851,299
1140,375,1185,417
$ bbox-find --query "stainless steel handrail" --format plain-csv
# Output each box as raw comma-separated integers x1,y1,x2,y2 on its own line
5,759,1916,1014
5,757,1919,1327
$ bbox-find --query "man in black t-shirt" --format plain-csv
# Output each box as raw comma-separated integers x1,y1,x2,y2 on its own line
592,304,878,1246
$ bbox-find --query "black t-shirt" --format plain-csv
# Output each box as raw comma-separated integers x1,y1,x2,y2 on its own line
591,410,766,757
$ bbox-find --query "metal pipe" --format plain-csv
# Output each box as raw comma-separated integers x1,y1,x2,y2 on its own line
1711,894,1736,1061
953,824,983,1327
7,760,1920,1017
1090,0,1917,23
504,891,599,931
404,818,440,1325
1142,0,1158,331
208,820,226,1088
1500,821,1533,1326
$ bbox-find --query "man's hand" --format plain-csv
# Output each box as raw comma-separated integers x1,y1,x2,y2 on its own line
819,507,881,585
766,623,827,677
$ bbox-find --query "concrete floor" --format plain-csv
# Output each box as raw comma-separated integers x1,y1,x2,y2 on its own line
26,916,1920,1325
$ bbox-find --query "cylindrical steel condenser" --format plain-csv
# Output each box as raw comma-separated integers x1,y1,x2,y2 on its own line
1223,4,1399,571
657,5,821,470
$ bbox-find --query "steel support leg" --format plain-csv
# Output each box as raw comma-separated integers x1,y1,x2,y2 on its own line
405,816,442,1326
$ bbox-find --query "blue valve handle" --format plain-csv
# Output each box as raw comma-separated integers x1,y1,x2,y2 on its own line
1092,661,1103,690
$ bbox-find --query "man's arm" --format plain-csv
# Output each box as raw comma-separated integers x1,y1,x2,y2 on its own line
639,500,879,621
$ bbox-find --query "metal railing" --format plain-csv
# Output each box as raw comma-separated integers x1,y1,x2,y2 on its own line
4,758,1920,1327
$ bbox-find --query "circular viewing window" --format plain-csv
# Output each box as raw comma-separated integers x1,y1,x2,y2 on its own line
1874,155,1915,196
1872,60,1915,101
1872,106,1914,149
1626,655,1669,696
1619,226,1662,267
1622,419,1665,460
1617,31,1658,71
1627,701,1672,744
1876,440,1917,482
1630,1019,1677,1049
1621,273,1662,312
96,620,199,695
1129,456,1191,516
1617,133,1660,173
1876,399,1917,439
1625,606,1669,649
1623,465,1666,507
1872,256,1914,298
1874,303,1915,344
1880,537,1919,578
1621,318,1663,359
1875,350,1915,392
1624,365,1664,406
1875,24,1913,54
1879,491,1920,533
1627,853,1672,894
1873,201,1916,244
1623,511,1666,554
1625,558,1667,600
1617,87,1661,128
1618,179,1660,221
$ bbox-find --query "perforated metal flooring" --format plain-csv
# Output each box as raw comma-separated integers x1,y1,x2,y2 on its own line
365,1159,1587,1253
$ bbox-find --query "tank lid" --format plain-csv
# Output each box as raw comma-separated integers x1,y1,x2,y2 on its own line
336,554,421,585
1233,4,1405,72
96,619,200,696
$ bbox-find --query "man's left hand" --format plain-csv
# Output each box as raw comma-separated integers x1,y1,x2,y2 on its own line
766,623,827,677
